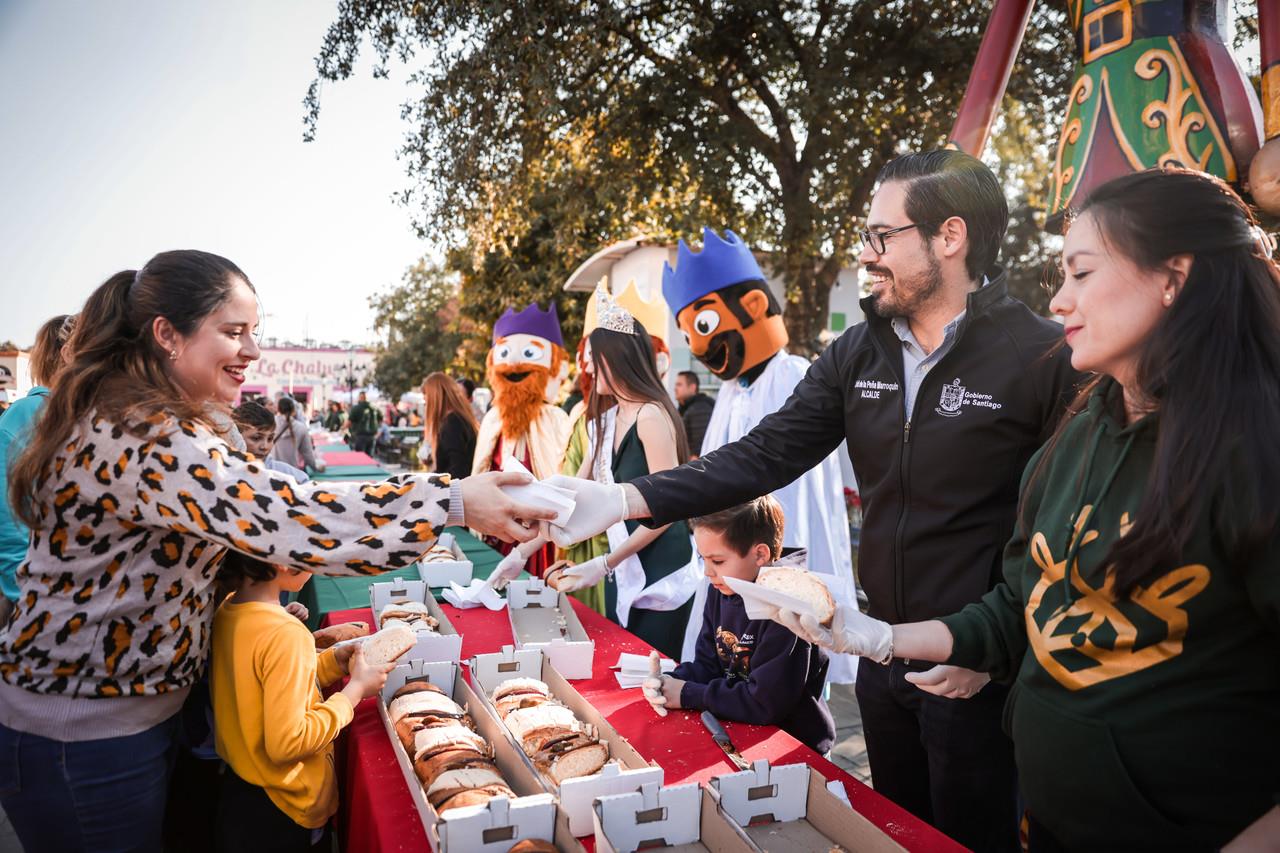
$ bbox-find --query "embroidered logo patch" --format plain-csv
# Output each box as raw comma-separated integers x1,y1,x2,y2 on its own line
935,378,1003,417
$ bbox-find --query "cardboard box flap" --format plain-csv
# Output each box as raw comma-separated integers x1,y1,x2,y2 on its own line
594,781,702,850
507,578,559,609
382,659,458,703
711,760,809,825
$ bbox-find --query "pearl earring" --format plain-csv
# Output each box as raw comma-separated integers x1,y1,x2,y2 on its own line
1163,292,1173,306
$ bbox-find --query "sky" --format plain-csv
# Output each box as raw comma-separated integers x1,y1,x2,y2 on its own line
0,0,430,349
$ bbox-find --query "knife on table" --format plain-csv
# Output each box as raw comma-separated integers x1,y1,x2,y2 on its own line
700,711,751,771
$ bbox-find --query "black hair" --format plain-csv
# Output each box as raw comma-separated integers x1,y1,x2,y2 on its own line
716,280,781,327
677,370,700,389
232,400,275,431
457,377,476,398
690,495,785,560
277,396,296,417
876,150,1008,280
217,549,278,585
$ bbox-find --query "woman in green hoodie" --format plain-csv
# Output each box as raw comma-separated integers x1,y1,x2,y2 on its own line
774,168,1280,850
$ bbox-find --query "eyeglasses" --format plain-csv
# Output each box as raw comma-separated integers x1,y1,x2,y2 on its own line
858,223,927,255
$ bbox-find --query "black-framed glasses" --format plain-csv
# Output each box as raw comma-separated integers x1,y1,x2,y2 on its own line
858,223,926,255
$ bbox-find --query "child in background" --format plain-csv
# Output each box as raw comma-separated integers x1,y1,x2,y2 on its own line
233,400,311,483
644,496,836,753
211,551,393,852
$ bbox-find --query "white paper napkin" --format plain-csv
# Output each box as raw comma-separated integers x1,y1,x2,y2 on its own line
498,457,576,525
441,579,507,610
723,575,821,622
612,652,676,689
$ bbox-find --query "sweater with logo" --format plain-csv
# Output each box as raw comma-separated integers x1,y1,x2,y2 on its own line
942,379,1280,850
636,270,1080,624
673,588,834,753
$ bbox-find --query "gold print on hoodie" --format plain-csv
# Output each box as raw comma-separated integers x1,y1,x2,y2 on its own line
1025,506,1210,690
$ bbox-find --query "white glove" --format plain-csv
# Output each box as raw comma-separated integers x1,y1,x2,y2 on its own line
487,547,529,591
541,475,627,548
642,651,667,716
553,555,610,593
773,602,894,662
904,665,990,699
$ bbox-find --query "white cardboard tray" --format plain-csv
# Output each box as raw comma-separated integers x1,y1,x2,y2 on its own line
506,578,595,680
710,760,906,852
469,646,663,836
593,781,756,853
369,578,464,663
417,532,475,588
377,658,583,853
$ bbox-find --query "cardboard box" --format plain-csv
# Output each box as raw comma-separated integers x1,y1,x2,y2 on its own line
469,646,664,836
370,578,464,663
593,782,756,853
709,760,906,853
377,658,584,853
505,578,595,679
417,532,474,588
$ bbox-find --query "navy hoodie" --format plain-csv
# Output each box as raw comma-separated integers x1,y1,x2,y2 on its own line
673,588,835,753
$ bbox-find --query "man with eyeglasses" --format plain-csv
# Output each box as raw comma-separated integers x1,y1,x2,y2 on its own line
545,150,1080,850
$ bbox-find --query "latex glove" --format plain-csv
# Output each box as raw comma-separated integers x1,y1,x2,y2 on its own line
774,602,894,662
284,601,310,622
487,547,530,592
905,665,990,699
642,651,667,717
541,475,627,548
461,470,560,543
554,555,610,593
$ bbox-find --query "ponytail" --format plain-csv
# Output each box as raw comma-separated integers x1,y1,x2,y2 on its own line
10,250,253,530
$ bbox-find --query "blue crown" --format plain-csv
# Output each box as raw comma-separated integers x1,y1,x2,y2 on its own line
661,228,766,315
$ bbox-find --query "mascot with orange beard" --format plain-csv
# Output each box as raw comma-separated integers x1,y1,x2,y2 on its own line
472,302,571,574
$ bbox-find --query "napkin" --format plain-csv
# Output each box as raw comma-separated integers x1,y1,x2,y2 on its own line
441,579,507,610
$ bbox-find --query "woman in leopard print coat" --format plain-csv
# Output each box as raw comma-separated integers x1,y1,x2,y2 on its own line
0,250,551,851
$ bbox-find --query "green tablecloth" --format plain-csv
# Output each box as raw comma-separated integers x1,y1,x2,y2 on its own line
297,527,503,629
312,465,389,479
317,442,349,453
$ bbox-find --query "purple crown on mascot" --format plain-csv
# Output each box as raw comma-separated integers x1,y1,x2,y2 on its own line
492,302,564,347
661,227,767,315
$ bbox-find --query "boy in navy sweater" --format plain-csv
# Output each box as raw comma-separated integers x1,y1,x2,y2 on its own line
644,496,835,753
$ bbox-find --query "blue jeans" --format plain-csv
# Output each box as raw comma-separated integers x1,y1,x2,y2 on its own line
0,715,180,853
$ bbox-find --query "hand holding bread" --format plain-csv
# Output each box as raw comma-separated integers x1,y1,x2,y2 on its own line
546,555,609,593
642,650,667,717
343,645,395,701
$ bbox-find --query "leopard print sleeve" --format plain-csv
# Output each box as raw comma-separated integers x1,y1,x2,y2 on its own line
131,418,452,575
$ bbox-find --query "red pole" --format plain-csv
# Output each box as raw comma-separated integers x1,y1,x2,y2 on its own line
948,0,1037,155
1261,0,1280,140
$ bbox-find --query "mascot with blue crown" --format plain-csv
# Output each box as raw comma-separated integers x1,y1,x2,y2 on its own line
664,228,859,681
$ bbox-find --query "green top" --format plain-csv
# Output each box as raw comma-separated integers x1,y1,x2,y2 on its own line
559,415,607,614
614,421,691,582
942,379,1279,850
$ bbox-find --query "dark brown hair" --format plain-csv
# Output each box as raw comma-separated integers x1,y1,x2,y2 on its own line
28,314,75,387
1028,168,1280,594
217,549,279,585
690,494,785,560
586,325,688,474
232,400,275,431
10,250,254,529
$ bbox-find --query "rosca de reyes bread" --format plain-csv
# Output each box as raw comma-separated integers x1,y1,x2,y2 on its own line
379,677,525,817
755,566,836,627
377,601,440,632
490,677,610,782
362,624,416,665
420,544,458,564
312,621,369,650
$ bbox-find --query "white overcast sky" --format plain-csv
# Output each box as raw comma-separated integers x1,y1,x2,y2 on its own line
0,0,429,348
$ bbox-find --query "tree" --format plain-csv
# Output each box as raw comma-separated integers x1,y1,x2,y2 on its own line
368,259,469,399
307,1,1074,355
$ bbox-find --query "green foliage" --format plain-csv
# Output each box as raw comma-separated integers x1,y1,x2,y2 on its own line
368,259,468,398
308,1,1075,355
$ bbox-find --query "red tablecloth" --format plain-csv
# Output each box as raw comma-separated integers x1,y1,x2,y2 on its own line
321,450,379,467
325,601,964,853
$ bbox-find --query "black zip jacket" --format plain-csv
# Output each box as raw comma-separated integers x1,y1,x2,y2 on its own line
635,269,1081,624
